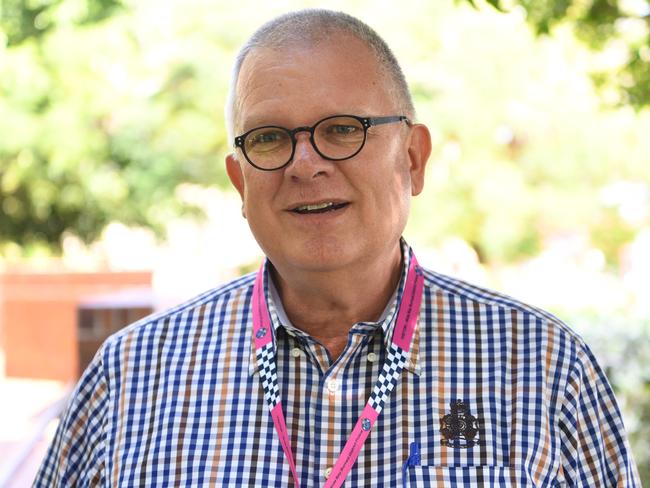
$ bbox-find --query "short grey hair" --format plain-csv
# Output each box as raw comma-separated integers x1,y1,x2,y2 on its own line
224,9,415,143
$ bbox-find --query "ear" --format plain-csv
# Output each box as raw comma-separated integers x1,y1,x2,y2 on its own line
406,123,432,196
226,153,246,218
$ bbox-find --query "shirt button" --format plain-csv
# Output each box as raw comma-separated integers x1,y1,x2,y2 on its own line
326,379,340,393
367,352,378,363
324,467,333,479
291,347,302,358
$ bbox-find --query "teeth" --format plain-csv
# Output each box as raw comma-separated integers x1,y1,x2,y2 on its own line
296,202,335,212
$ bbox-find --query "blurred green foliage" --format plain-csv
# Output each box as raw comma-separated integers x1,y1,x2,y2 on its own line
404,2,650,269
472,0,650,109
1,0,229,250
1,0,123,46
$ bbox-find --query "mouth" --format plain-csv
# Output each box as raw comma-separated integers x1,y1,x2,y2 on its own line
289,201,349,214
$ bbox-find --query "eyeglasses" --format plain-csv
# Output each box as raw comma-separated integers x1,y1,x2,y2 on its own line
234,114,410,171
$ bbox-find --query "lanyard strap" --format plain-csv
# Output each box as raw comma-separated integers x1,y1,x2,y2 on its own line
252,254,424,488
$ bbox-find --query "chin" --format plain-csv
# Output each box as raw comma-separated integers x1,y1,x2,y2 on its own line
275,238,358,273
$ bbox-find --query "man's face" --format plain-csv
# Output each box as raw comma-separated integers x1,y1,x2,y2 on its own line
226,35,429,275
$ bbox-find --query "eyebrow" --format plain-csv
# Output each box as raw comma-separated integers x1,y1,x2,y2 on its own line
239,113,293,133
239,112,365,133
239,117,271,131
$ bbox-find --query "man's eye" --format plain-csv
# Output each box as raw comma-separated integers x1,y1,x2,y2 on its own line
329,125,358,135
246,129,287,150
251,132,280,144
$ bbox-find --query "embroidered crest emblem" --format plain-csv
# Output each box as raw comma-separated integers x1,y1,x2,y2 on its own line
256,327,267,339
439,399,481,448
361,418,371,431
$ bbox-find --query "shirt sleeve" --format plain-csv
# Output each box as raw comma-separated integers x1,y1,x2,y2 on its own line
33,349,109,487
557,342,641,487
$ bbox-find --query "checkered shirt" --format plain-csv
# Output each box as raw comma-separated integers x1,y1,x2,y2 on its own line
34,243,641,487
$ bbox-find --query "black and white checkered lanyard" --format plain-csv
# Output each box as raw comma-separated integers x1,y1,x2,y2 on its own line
252,253,424,488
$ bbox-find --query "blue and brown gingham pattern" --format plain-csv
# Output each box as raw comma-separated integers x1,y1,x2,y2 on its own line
34,242,641,487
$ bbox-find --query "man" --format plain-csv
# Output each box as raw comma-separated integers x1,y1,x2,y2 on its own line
35,9,640,487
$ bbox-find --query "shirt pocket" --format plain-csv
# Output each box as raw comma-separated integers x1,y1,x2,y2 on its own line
405,466,565,488
405,466,508,487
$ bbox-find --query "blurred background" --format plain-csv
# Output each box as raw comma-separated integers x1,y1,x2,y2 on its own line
1,0,649,485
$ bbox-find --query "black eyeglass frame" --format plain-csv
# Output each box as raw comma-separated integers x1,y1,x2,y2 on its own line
233,114,410,171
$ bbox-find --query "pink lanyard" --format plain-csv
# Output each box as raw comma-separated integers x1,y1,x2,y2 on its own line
252,254,424,488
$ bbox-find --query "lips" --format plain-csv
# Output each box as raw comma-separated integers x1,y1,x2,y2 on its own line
289,201,349,214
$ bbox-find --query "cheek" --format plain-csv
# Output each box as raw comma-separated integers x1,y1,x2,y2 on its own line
240,173,283,224
377,160,412,225
368,152,412,199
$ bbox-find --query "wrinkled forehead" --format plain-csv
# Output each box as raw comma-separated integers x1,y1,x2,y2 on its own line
234,37,393,129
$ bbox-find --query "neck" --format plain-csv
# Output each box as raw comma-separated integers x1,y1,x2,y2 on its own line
271,245,403,361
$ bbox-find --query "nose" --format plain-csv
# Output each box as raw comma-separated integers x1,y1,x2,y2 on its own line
285,132,332,180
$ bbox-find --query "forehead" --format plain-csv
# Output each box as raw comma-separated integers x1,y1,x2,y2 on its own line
236,36,393,129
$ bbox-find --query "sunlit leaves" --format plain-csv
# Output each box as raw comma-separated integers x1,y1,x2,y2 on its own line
0,0,227,249
0,0,124,46
467,0,650,109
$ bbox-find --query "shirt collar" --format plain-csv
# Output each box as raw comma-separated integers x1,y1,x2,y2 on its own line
249,238,421,376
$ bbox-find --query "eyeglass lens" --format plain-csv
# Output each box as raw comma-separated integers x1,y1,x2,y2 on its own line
243,116,366,170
